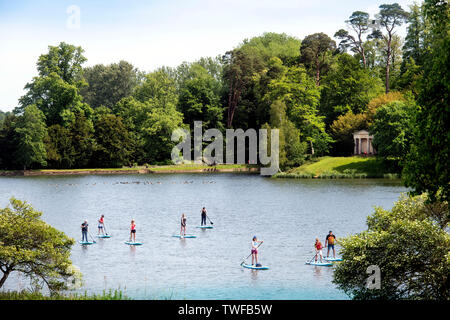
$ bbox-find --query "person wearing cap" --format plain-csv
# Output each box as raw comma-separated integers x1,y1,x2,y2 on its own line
251,236,263,266
81,220,89,242
325,231,337,258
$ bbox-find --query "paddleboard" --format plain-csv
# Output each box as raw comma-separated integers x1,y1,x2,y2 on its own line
97,235,111,238
324,257,342,262
305,261,333,266
124,241,143,245
79,241,95,245
196,226,213,229
172,235,197,238
242,264,269,270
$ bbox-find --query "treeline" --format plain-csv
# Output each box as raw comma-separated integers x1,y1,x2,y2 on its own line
0,2,447,184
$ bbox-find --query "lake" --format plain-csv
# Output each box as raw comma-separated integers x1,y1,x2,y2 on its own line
0,174,407,299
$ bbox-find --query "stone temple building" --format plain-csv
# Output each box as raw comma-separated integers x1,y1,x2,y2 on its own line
353,130,376,155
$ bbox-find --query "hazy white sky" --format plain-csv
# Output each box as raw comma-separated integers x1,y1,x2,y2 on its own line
0,0,415,111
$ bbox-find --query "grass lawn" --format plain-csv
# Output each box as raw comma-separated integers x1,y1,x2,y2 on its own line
283,156,398,178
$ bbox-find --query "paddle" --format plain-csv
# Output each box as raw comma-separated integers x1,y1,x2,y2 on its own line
88,230,97,243
102,222,109,235
206,214,214,225
240,241,263,266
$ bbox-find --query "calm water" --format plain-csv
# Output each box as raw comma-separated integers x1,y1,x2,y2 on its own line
0,174,407,299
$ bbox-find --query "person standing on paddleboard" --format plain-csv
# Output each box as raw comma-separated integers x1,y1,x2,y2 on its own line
98,215,105,235
130,219,136,242
251,236,263,266
180,214,187,236
201,207,207,226
314,238,324,263
81,220,89,242
325,231,337,258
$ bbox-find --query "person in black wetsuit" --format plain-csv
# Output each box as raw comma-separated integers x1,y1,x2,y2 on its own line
81,220,89,242
180,213,187,236
201,207,207,226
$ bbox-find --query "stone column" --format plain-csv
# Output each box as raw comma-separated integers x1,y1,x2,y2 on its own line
359,138,362,155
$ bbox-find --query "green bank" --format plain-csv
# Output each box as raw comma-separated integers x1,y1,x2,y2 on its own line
275,156,400,179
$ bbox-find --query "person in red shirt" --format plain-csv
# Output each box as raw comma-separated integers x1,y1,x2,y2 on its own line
98,214,105,235
130,219,136,242
314,238,324,263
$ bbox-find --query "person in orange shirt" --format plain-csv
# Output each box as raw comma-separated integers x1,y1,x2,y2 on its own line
325,231,337,258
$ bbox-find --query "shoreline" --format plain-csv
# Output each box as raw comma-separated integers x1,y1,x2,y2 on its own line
0,166,261,176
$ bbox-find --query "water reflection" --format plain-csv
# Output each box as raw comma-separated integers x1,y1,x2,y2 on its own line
250,269,259,280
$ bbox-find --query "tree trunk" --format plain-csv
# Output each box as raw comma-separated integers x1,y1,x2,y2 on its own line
385,33,392,93
315,59,320,86
0,270,11,289
358,31,367,68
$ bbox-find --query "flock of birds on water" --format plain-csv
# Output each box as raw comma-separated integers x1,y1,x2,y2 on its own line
46,180,218,187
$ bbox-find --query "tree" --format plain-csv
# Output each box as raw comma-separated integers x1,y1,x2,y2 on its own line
402,3,427,68
14,105,48,170
44,124,76,169
35,42,86,85
80,61,139,109
366,91,406,124
68,110,95,168
222,33,302,128
330,112,368,156
17,42,89,127
265,58,330,155
370,100,416,160
133,68,178,107
335,11,371,68
0,110,9,127
319,53,384,126
299,33,336,86
0,198,79,292
0,113,18,169
177,63,224,130
267,100,307,169
141,104,184,164
370,3,409,93
222,47,264,128
403,0,449,203
92,113,132,167
333,194,449,300
114,95,184,164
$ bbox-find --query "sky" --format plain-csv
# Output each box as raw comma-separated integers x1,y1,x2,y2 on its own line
0,0,415,112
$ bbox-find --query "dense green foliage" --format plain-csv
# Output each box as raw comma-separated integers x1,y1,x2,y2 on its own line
403,0,449,203
333,194,449,299
0,198,79,292
0,1,447,196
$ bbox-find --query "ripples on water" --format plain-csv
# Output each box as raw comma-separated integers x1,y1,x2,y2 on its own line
0,174,407,299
